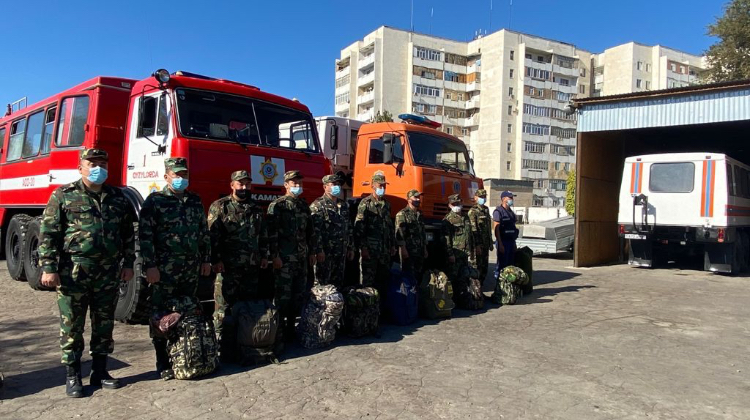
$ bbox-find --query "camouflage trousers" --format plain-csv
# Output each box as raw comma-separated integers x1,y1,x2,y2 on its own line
361,252,390,309
473,246,490,287
274,254,309,330
447,254,471,289
213,265,260,336
56,261,119,365
401,254,425,282
314,252,346,289
149,258,200,339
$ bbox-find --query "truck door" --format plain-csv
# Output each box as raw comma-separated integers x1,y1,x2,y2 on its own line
125,92,171,199
360,133,406,199
49,96,93,194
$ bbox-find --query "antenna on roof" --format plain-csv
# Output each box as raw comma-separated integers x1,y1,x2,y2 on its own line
509,0,513,29
410,0,414,32
430,7,433,35
489,0,493,31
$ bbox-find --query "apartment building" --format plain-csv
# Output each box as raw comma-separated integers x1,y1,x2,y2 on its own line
335,26,704,207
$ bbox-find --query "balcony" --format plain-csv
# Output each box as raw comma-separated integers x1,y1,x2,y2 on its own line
358,71,375,86
358,108,374,122
467,80,481,92
465,113,480,127
358,54,375,69
335,67,349,80
467,62,481,74
525,58,553,72
358,90,374,105
552,64,580,78
465,96,480,110
335,101,349,113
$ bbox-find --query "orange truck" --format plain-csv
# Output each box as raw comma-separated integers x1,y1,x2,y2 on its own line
317,114,483,265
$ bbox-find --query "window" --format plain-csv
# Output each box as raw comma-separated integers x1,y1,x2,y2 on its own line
457,93,464,101
525,67,551,80
645,81,651,90
0,127,5,154
21,110,45,158
636,79,642,89
537,56,545,63
41,107,56,155
649,162,695,193
680,65,685,74
522,159,548,170
507,161,511,171
578,84,585,94
509,69,514,79
7,119,26,161
138,96,157,138
646,63,651,72
525,142,546,153
507,142,512,152
462,128,470,136
637,61,643,71
558,78,570,86
413,84,441,97
156,97,169,136
555,161,561,170
507,124,512,133
335,75,350,88
445,127,453,135
670,63,676,72
55,96,89,147
508,105,513,116
522,123,550,136
369,137,384,163
508,87,514,97
414,46,441,61
335,92,350,105
580,68,586,77
510,50,515,60
525,53,532,59
564,162,570,171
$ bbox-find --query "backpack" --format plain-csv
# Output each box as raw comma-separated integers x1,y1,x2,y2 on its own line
297,285,344,349
232,300,280,365
514,246,534,295
492,266,529,305
419,270,455,319
455,266,485,310
386,268,418,325
168,315,219,380
342,287,380,337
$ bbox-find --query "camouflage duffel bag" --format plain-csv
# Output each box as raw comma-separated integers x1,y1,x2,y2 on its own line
342,287,379,338
297,284,344,349
233,300,280,365
454,266,485,310
491,266,529,305
168,315,219,380
419,270,455,319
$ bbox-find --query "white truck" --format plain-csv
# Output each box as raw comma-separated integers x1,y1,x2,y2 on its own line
314,116,365,194
618,153,750,274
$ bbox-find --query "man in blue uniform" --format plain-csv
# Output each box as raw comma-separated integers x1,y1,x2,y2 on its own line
493,191,519,278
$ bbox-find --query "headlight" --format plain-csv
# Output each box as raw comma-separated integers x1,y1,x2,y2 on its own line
153,69,171,85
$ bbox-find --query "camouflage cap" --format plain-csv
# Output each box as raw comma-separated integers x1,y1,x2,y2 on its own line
231,170,251,181
80,148,108,161
284,170,303,182
322,174,342,184
372,170,388,184
165,157,188,173
407,189,422,198
448,194,462,204
475,188,487,197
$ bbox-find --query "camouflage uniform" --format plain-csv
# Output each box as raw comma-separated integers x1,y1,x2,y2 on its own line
468,189,493,283
39,149,135,367
310,174,352,288
208,170,268,336
441,194,475,286
353,173,394,295
395,190,427,277
139,157,210,375
267,171,316,334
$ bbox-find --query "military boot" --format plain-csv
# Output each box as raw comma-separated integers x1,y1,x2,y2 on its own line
153,340,174,381
90,355,121,389
65,361,83,398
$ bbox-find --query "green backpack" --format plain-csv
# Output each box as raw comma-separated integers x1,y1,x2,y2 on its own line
168,315,219,380
419,270,455,319
233,300,280,365
492,266,529,305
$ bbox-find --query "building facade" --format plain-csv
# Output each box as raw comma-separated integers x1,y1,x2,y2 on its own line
335,27,704,207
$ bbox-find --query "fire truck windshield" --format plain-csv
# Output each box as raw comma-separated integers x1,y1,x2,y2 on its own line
174,88,319,152
407,131,474,175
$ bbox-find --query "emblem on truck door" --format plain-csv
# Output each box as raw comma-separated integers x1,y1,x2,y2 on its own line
250,156,286,186
260,158,278,183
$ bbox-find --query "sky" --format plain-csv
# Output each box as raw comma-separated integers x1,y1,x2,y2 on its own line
0,0,726,117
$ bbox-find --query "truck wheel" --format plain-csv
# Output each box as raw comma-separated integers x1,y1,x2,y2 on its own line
731,242,742,275
115,257,151,324
741,232,750,273
5,214,32,281
23,218,50,291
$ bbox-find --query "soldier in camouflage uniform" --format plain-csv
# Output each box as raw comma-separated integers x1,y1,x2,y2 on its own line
395,189,428,278
468,189,493,285
310,174,353,289
39,148,135,398
208,170,268,341
354,171,396,299
139,157,211,380
441,194,475,286
267,170,317,341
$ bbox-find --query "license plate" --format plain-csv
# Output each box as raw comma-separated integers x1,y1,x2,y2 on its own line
624,234,646,240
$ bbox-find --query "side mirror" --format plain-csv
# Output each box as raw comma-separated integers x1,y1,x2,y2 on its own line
382,133,394,164
330,124,339,150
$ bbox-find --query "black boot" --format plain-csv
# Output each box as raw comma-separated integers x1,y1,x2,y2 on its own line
90,355,121,389
65,361,83,398
153,340,174,381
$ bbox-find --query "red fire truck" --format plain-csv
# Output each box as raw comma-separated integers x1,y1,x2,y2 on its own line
0,69,331,322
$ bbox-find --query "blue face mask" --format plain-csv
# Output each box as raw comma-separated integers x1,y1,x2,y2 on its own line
171,177,189,192
330,185,341,196
507,199,514,207
375,187,385,197
478,197,486,206
451,205,462,213
87,166,108,184
290,186,303,196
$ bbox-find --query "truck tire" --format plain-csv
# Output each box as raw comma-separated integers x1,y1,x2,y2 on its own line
5,214,32,281
23,218,50,291
731,242,742,275
740,232,750,273
115,257,151,325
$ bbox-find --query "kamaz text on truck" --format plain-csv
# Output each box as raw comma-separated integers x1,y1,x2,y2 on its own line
0,69,331,321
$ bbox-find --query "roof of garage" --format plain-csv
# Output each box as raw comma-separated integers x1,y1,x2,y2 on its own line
574,80,750,132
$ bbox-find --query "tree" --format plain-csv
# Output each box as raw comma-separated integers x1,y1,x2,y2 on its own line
703,0,750,83
565,169,576,217
372,110,394,123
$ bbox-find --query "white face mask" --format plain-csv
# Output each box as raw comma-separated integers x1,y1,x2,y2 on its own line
451,205,462,213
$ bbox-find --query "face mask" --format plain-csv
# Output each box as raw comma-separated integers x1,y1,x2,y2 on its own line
478,198,486,206
235,189,249,200
171,177,189,192
290,186,303,196
451,205,462,213
375,187,385,197
411,200,421,207
330,185,341,196
87,166,108,184
507,199,514,207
